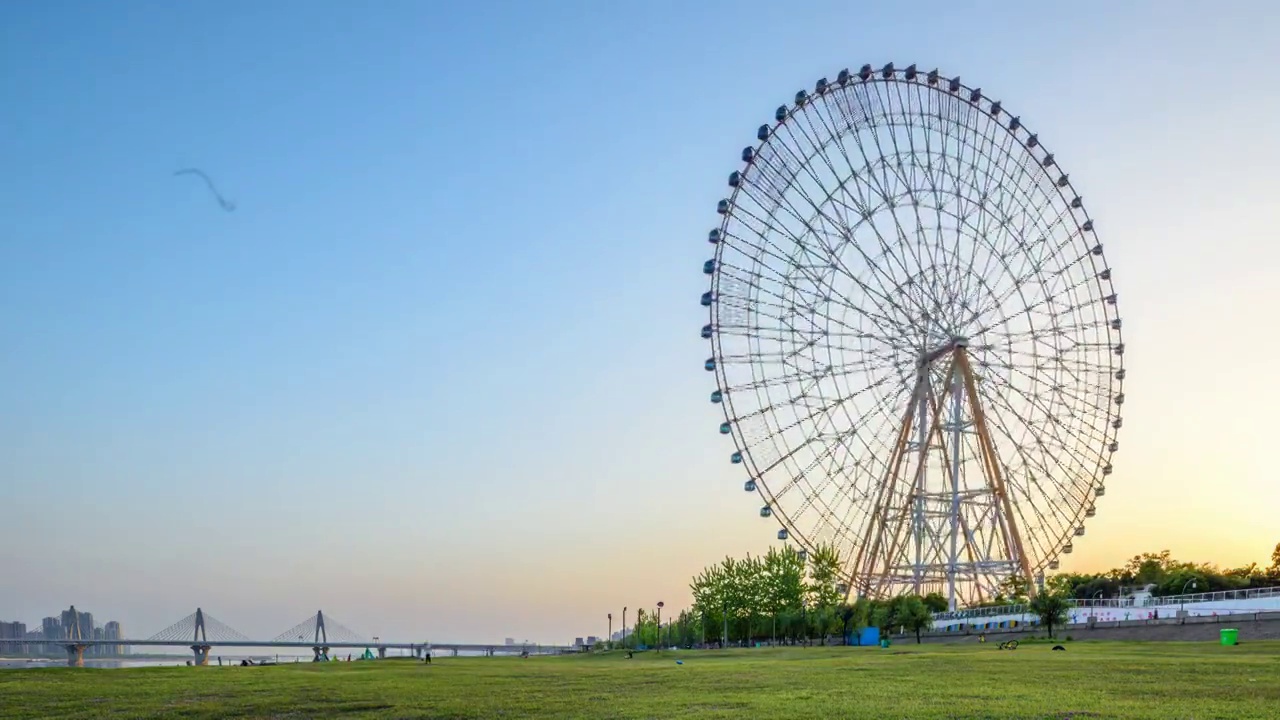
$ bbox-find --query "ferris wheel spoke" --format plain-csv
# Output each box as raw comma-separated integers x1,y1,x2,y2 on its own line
979,378,1099,492
982,414,1089,562
732,185,910,328
842,83,906,208
959,125,1025,306
986,203,1084,307
966,397,1074,558
836,123,1037,321
841,160,933,303
718,264,898,342
970,185,1080,312
861,84,930,219
811,93,925,280
721,241,903,338
948,90,994,300
768,390,901,506
976,373,1104,519
769,146,922,321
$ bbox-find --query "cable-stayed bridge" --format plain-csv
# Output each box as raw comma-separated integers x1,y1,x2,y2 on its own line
0,607,576,666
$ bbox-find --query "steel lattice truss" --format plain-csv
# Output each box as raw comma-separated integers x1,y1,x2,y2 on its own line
272,612,368,645
701,63,1124,608
147,609,252,643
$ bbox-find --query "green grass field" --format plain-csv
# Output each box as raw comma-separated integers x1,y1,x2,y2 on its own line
3,642,1278,719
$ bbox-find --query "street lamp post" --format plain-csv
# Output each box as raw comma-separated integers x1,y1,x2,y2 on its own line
801,601,808,647
622,607,627,650
656,602,664,653
722,600,728,648
1180,579,1198,616
607,614,612,649
1090,590,1103,621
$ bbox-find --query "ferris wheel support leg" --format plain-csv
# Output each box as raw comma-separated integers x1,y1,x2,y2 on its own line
911,368,930,596
851,373,921,598
924,385,984,604
876,362,951,597
954,349,1037,597
947,361,964,612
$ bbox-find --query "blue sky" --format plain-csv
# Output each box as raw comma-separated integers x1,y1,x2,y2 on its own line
2,0,1278,643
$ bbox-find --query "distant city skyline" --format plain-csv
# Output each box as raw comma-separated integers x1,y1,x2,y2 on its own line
2,0,1278,642
0,606,127,657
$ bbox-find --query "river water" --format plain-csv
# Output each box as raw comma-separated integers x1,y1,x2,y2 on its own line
1,655,313,669
2,649,519,669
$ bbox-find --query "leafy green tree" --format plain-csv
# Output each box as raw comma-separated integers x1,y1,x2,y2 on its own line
995,574,1031,603
836,602,867,644
1029,590,1071,638
1158,569,1210,597
735,554,766,643
777,608,803,644
762,546,806,642
921,592,949,614
807,606,844,645
1046,572,1098,597
870,603,893,635
806,543,845,610
689,562,728,645
1119,550,1179,585
850,597,872,642
894,596,934,644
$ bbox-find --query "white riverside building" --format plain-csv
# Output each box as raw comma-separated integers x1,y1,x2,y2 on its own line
930,585,1280,632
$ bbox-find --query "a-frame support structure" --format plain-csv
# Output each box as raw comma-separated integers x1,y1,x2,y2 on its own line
848,338,1035,610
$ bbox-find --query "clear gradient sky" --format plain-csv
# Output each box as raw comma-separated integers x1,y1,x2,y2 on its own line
2,0,1278,644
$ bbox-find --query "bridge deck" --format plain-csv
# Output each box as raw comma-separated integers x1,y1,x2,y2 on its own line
0,638,575,652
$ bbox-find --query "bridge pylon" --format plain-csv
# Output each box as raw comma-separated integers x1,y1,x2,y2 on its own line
273,610,367,657
146,607,248,665
189,608,213,665
62,605,89,667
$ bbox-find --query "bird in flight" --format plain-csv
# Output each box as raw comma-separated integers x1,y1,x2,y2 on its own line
174,168,236,212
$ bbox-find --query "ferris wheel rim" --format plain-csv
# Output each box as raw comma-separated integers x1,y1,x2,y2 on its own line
703,62,1124,587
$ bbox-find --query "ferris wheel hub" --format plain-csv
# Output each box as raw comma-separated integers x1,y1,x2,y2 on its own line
917,337,970,368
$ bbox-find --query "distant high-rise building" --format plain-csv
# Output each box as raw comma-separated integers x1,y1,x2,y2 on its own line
59,606,98,655
505,638,515,646
104,621,124,656
0,621,27,654
41,617,62,656
60,607,93,642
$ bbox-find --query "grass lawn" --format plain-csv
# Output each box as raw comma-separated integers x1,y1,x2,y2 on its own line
2,641,1278,719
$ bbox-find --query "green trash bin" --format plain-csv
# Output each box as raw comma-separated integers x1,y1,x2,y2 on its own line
1220,629,1238,646
879,638,890,648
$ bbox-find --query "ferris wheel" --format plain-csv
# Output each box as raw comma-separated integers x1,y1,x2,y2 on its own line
700,63,1124,610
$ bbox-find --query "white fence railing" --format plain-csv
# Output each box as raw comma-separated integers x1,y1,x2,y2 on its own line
930,584,1280,623
1143,585,1280,608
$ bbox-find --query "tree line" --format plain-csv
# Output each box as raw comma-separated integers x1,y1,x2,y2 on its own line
611,545,939,648
607,542,1280,647
977,543,1280,606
